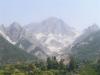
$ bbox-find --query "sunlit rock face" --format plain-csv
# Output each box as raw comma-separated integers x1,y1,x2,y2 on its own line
23,17,79,60
0,17,80,61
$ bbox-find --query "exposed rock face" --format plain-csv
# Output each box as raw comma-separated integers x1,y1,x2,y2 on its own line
6,22,23,42
0,17,79,60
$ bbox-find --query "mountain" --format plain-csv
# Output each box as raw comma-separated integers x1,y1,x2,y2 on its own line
0,25,16,44
5,22,49,59
6,22,23,42
0,34,36,65
71,24,100,62
16,31,49,60
1,18,100,64
0,17,79,60
0,24,6,33
25,17,75,35
24,17,79,60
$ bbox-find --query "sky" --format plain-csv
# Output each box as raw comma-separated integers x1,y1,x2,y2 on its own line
0,0,100,31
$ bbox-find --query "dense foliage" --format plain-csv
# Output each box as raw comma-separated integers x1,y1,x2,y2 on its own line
0,56,100,75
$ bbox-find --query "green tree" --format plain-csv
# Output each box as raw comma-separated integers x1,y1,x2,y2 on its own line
79,64,97,75
59,59,66,70
67,56,77,72
47,56,58,70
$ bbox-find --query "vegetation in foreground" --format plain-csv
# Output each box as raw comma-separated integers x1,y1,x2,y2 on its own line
0,56,100,75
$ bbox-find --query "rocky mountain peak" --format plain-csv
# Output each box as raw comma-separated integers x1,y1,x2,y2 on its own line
0,24,6,32
84,24,99,33
9,22,22,30
6,22,23,42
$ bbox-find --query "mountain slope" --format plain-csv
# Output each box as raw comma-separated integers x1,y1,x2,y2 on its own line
6,22,23,42
0,35,36,65
25,17,75,35
0,23,48,60
24,17,78,59
0,17,79,60
16,32,48,60
71,25,100,62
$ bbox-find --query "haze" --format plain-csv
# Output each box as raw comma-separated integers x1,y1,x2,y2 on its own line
0,0,100,31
